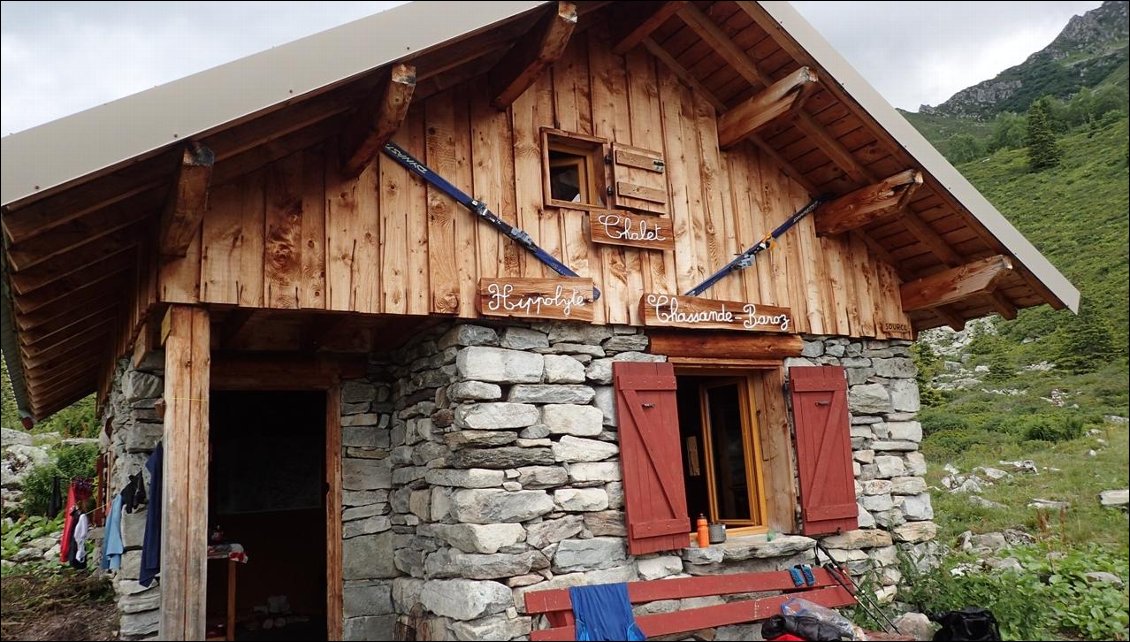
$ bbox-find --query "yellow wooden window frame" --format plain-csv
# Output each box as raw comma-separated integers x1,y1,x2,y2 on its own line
541,128,608,211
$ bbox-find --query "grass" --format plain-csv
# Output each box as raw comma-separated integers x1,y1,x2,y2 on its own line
0,565,117,641
925,418,1129,550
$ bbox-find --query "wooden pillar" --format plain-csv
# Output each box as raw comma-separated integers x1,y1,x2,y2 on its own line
325,384,343,641
160,305,211,640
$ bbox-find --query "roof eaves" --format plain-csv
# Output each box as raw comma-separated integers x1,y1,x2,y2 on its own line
759,1,1080,314
0,245,34,424
1,0,547,207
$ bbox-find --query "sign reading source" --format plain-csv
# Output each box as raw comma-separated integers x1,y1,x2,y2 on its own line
479,278,594,322
588,211,675,252
639,293,792,332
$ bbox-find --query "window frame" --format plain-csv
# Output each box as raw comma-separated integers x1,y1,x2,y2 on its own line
541,128,609,212
678,368,771,537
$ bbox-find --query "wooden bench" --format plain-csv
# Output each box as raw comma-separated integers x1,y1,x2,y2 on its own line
524,567,857,641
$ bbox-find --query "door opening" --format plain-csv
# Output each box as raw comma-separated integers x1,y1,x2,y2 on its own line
676,374,767,532
208,390,327,641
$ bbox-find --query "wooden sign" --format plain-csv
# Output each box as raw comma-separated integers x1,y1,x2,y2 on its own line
639,293,792,332
588,211,675,252
479,278,594,322
879,322,911,335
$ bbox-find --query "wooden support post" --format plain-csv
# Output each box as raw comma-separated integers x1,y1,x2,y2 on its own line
611,1,687,55
489,1,577,109
988,290,1018,320
717,67,817,148
339,63,417,178
325,384,343,641
900,255,1013,312
159,305,210,641
815,170,923,236
933,305,967,332
159,144,215,258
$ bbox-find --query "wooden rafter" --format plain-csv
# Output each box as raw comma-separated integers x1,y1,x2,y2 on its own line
932,306,967,332
9,229,141,296
339,63,417,178
815,170,922,236
899,211,962,267
900,255,1014,312
15,277,126,331
159,143,215,258
678,4,767,87
489,1,577,109
611,1,687,55
718,67,817,148
791,113,869,183
13,252,134,314
988,290,1018,320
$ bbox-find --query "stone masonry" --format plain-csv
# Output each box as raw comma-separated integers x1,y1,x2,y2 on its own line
101,355,165,641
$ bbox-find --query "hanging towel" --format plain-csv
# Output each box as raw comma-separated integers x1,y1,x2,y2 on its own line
73,513,90,564
101,494,125,571
59,484,78,562
48,475,62,518
139,443,163,587
568,583,646,641
122,471,147,513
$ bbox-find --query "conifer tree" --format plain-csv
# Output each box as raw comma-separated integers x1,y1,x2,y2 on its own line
1026,98,1061,171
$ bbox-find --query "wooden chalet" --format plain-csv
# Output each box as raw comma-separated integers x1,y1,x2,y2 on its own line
1,2,1077,640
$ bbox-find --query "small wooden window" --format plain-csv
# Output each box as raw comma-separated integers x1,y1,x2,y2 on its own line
542,128,608,211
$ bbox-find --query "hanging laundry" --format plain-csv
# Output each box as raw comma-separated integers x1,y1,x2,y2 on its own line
139,443,163,587
101,494,125,571
47,475,62,518
122,470,147,513
72,512,90,568
59,484,77,563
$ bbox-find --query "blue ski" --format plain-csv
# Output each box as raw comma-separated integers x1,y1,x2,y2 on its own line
685,197,823,297
382,141,601,300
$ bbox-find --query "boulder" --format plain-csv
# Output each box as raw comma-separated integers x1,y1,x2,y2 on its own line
1099,489,1128,508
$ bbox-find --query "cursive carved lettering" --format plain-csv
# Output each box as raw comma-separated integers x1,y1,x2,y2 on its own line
487,283,587,318
645,294,791,331
597,213,667,242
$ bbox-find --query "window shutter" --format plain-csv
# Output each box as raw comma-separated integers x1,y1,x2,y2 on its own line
789,365,858,536
613,361,689,555
610,143,668,214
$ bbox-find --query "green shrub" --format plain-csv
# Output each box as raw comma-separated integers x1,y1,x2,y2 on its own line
18,444,98,517
1012,413,1085,443
918,409,971,436
899,544,1130,641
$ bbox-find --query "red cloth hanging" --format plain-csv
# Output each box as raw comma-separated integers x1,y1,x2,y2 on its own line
60,483,77,562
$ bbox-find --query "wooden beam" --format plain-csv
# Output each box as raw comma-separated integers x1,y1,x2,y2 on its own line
217,308,257,349
678,4,768,87
301,314,352,352
900,255,1014,312
988,290,1018,320
8,228,141,296
15,276,127,331
21,321,114,364
815,170,923,236
642,37,727,112
489,1,577,109
325,385,344,641
718,66,817,148
19,304,118,347
648,330,802,360
158,143,215,258
210,353,365,390
791,112,870,183
611,1,687,55
900,211,963,267
932,305,967,332
12,251,134,314
339,63,417,178
160,305,210,641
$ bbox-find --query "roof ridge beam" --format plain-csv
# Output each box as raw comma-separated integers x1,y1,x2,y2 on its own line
159,143,215,258
339,63,417,179
717,66,817,148
489,1,577,110
900,255,1014,312
815,169,922,236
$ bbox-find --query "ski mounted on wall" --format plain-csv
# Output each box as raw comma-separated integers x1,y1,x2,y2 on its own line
381,141,601,301
684,197,823,297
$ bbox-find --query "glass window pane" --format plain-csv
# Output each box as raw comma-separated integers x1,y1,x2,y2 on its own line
706,383,750,521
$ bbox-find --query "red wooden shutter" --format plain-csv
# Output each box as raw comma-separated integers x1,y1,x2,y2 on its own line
789,366,858,536
613,361,689,555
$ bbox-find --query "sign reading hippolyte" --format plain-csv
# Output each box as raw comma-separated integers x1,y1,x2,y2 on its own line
639,293,792,332
478,277,596,322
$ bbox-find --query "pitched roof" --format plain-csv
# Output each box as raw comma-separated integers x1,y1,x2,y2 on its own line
1,1,1079,419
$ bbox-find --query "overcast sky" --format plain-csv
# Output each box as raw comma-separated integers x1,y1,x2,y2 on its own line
0,1,1102,136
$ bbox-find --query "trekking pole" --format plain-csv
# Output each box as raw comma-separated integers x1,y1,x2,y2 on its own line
813,542,902,635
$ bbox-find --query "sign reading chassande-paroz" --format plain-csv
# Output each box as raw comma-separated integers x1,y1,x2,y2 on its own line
639,293,792,332
479,278,595,322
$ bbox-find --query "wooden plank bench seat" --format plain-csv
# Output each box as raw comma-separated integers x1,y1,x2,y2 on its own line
524,567,857,641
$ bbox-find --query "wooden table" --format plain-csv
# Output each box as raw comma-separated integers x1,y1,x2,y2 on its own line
206,544,246,641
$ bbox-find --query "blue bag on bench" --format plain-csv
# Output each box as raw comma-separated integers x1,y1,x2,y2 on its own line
568,583,646,641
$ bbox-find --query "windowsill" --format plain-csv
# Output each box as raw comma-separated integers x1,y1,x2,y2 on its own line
680,532,817,566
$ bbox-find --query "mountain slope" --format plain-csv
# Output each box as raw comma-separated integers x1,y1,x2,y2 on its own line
922,1,1128,119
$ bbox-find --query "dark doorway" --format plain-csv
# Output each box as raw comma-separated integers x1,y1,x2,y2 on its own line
208,390,327,641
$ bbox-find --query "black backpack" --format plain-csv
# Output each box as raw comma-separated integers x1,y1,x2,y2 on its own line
931,608,1002,641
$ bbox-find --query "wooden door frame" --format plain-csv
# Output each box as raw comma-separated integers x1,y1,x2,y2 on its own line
211,354,354,641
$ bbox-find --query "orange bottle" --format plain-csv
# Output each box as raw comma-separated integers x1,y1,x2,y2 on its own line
696,514,710,548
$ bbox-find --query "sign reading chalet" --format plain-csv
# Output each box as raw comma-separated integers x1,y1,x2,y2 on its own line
588,211,675,252
639,293,791,332
479,278,595,322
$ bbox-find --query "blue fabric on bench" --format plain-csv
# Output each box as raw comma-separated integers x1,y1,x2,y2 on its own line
568,583,646,641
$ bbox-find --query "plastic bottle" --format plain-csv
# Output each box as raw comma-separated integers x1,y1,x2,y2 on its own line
696,514,710,548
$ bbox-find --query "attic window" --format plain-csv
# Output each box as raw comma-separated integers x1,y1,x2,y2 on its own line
542,128,607,210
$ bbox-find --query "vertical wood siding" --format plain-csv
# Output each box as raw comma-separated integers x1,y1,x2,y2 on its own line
157,30,912,339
